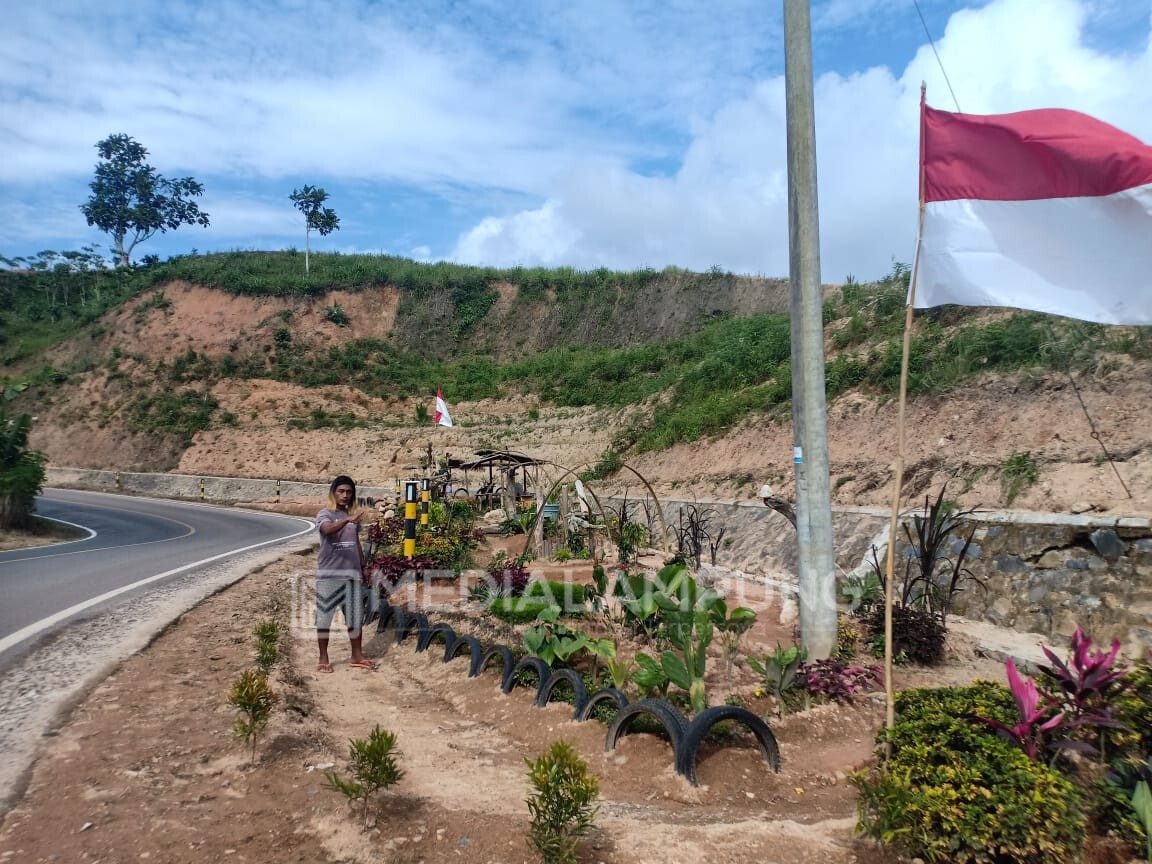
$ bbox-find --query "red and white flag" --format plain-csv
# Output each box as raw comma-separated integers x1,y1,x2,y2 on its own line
916,102,1152,325
433,388,453,427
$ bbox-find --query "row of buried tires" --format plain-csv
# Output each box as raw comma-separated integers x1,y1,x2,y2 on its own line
377,604,781,787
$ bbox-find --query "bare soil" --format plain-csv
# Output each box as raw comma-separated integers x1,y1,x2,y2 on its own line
22,280,1152,516
0,535,1016,864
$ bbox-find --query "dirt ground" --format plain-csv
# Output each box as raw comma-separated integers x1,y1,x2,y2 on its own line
0,537,1017,864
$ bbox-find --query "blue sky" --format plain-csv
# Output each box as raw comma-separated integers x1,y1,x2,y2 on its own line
2,0,1150,281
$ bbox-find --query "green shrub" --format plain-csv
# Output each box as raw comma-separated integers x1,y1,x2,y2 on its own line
525,741,600,864
525,579,587,605
228,669,277,763
0,410,47,529
253,619,281,673
322,304,349,327
1116,659,1152,757
853,682,1085,863
488,597,557,624
325,725,405,827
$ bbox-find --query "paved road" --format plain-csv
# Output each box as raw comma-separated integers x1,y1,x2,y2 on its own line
0,489,318,807
0,488,315,661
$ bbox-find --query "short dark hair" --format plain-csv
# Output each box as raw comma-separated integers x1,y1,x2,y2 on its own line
330,475,356,494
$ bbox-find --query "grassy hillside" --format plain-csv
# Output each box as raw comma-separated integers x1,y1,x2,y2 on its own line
3,252,1149,463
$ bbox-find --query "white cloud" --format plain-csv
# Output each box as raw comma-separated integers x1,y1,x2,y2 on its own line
452,0,1152,280
2,0,1150,278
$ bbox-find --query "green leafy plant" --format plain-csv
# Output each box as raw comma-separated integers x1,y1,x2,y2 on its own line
253,619,281,673
228,669,277,762
524,606,588,667
654,566,716,714
841,568,883,617
0,409,47,529
747,644,807,715
708,598,757,684
1000,451,1040,506
324,725,405,827
322,304,349,327
606,656,634,691
1133,773,1152,863
525,741,600,864
631,652,670,698
853,682,1086,864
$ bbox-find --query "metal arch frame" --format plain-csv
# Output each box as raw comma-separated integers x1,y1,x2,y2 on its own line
521,460,671,561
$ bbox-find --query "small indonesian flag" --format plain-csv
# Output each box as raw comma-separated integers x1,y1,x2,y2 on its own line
916,102,1152,325
434,388,453,427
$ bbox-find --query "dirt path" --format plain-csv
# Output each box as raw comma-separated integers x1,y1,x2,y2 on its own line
0,552,1007,863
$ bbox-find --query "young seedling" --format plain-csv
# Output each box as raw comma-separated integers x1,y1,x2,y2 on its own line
253,619,281,673
324,725,405,827
525,741,600,864
228,669,277,763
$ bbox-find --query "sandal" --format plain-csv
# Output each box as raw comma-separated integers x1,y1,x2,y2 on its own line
349,659,377,670
316,662,334,673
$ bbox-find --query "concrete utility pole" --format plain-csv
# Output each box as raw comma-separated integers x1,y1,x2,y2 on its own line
783,0,837,659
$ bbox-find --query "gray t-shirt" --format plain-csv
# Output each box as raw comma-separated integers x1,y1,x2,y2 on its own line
316,508,362,579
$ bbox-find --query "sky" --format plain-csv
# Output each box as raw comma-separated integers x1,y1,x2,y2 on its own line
2,0,1150,282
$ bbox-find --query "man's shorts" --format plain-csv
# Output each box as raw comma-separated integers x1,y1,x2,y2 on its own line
315,578,365,634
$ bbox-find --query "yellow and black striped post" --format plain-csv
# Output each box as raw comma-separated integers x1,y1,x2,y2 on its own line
420,478,430,526
275,479,281,504
199,478,206,501
403,480,419,558
114,471,121,492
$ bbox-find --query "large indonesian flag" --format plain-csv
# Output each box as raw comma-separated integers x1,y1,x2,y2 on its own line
916,104,1152,325
434,388,453,427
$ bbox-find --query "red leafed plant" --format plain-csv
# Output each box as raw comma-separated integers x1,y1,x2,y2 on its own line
1036,626,1130,756
977,659,1064,760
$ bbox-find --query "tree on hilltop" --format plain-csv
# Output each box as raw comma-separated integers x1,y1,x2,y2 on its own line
289,185,340,274
80,134,210,268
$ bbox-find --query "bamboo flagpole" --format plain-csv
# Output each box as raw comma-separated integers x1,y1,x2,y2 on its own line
883,83,929,740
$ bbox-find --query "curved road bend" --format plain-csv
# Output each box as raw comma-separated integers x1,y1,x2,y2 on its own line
0,488,316,809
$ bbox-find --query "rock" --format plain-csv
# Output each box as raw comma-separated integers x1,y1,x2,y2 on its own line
1069,501,1094,514
1090,529,1126,561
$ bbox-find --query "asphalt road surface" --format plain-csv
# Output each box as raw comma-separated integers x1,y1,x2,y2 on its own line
0,489,315,658
0,489,316,808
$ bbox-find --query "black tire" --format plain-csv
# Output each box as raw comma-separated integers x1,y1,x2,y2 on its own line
503,656,551,698
604,698,689,761
535,668,589,716
417,622,456,654
478,645,515,689
446,634,484,676
395,611,428,645
676,706,782,787
576,688,630,723
374,602,395,634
